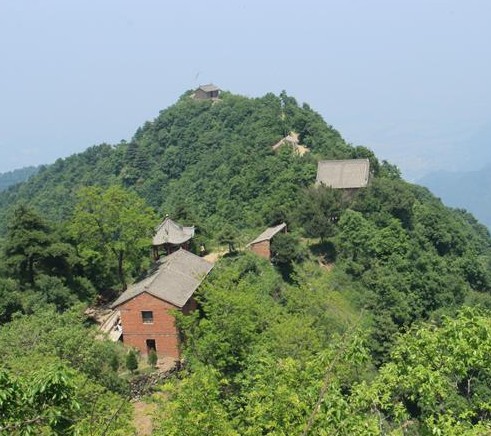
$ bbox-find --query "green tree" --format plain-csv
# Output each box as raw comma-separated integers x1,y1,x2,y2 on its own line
70,185,157,290
217,224,239,254
0,364,79,434
0,307,128,393
270,232,305,276
296,186,342,241
0,278,22,324
154,365,236,436
0,308,134,436
4,205,52,284
126,350,138,373
356,307,491,434
2,205,94,309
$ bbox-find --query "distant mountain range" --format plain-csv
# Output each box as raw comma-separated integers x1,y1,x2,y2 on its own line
0,166,39,192
419,163,491,230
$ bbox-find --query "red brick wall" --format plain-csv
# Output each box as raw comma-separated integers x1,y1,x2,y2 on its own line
250,240,271,260
119,292,183,360
182,297,197,315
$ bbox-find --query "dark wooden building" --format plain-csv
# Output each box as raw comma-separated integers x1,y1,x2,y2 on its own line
193,84,220,100
111,249,213,360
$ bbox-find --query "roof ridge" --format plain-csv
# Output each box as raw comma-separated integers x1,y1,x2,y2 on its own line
247,222,287,246
111,249,214,309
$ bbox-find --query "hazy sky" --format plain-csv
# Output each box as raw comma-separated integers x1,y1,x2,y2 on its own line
1,0,490,180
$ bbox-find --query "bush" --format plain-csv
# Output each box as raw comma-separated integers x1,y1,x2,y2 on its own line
148,349,158,368
110,353,120,372
125,350,138,373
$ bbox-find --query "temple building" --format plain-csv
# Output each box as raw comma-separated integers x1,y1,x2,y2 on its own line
152,216,195,259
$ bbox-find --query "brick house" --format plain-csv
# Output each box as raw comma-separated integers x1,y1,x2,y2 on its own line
247,223,287,260
193,84,220,100
316,158,371,193
152,216,195,259
110,249,213,360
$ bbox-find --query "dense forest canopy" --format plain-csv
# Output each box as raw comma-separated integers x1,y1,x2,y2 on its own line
0,91,365,234
1,89,490,434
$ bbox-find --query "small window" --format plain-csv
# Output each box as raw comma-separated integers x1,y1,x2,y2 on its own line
141,311,153,324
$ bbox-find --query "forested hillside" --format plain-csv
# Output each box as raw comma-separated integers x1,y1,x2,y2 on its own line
0,165,38,192
0,91,356,234
1,90,491,434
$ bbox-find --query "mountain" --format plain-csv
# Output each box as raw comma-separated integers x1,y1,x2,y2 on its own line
0,91,356,234
419,164,491,229
0,165,39,192
1,89,491,434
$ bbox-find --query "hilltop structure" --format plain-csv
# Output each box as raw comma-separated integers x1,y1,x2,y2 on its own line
316,158,370,191
193,84,220,100
111,249,213,360
247,223,287,260
152,216,195,259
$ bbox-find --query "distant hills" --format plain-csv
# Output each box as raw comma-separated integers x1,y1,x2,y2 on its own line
419,164,491,230
0,166,39,192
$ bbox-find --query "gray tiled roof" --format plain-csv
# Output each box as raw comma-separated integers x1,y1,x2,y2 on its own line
199,84,220,92
248,223,287,246
152,217,195,246
316,159,370,189
111,249,214,308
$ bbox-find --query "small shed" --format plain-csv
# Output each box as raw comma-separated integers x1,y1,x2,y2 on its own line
152,216,195,259
316,159,370,191
194,84,220,100
111,249,213,360
247,223,287,260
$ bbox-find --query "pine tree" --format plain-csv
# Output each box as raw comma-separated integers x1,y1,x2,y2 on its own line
125,350,138,373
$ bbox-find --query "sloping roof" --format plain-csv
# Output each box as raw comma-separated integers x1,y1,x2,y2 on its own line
111,249,214,309
316,159,370,189
198,84,220,93
153,217,195,246
248,223,287,246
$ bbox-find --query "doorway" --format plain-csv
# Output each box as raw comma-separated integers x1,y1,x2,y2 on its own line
146,339,156,354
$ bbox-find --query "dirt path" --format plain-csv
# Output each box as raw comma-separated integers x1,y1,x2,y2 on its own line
204,249,227,263
133,401,156,436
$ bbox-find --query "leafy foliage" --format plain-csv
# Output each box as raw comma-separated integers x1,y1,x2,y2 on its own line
0,308,133,434
126,350,139,373
1,205,95,313
69,185,157,290
0,363,80,435
355,307,491,434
